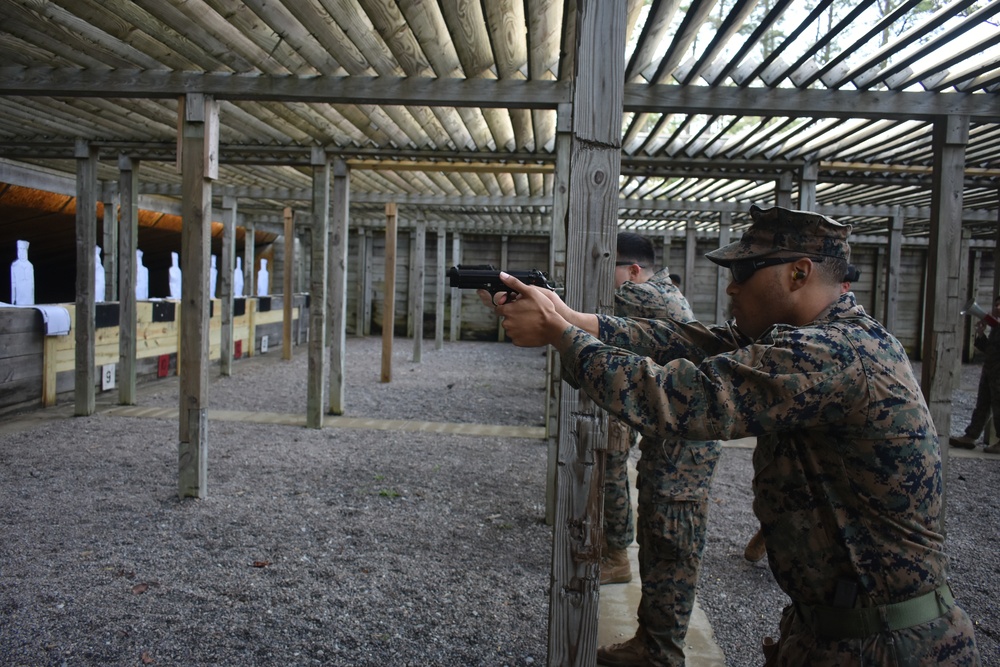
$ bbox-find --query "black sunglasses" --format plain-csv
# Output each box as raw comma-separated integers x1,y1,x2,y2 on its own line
729,256,823,284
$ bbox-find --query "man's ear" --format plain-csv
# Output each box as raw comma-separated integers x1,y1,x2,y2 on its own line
628,263,643,282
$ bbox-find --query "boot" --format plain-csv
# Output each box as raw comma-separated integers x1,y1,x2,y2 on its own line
983,442,1000,455
600,547,632,585
596,633,649,666
744,528,766,562
949,435,977,450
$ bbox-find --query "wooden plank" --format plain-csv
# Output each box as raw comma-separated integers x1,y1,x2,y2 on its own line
282,206,293,361
74,140,97,416
307,151,329,428
548,3,626,665
381,202,397,383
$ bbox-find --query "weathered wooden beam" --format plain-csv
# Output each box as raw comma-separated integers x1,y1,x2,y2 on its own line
178,93,217,499
0,68,571,109
282,207,294,362
381,203,398,383
308,150,330,428
117,155,139,405
329,158,350,414
921,115,969,467
74,140,98,417
549,2,626,664
411,218,426,362
219,196,237,377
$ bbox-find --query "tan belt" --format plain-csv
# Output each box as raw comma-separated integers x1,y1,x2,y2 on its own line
793,584,954,639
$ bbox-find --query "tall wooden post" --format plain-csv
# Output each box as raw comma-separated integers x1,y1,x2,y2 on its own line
178,93,218,499
283,207,294,361
307,149,331,427
550,2,626,665
243,221,256,301
715,212,731,324
449,233,461,341
921,115,969,441
220,196,237,376
382,203,398,383
328,158,350,414
412,218,426,362
435,225,446,350
74,140,98,417
101,183,119,301
921,114,968,533
884,207,903,331
118,156,139,405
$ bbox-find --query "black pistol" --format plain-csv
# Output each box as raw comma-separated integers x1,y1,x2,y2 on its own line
446,264,554,304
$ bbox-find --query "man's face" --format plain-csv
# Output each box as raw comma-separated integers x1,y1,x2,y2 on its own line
725,263,787,339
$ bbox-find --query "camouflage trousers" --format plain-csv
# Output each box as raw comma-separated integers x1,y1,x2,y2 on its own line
603,448,635,550
964,353,1000,441
603,416,638,551
767,603,981,666
635,463,712,666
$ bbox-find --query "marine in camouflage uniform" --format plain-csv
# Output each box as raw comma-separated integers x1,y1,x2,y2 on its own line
601,236,721,666
951,296,1000,454
496,205,980,666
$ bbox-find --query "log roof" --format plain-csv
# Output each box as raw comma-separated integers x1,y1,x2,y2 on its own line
0,0,998,245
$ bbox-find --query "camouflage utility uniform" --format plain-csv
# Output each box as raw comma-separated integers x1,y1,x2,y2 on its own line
961,322,1000,443
565,291,980,666
604,268,721,666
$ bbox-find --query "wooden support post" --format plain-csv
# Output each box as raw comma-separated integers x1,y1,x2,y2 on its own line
921,114,968,437
964,247,980,362
74,139,98,417
328,158,349,415
715,212,732,324
545,104,573,524
178,93,217,499
775,171,794,208
101,183,119,301
356,228,373,337
244,222,256,298
435,226,446,350
247,298,256,357
283,207,294,361
884,207,903,331
382,203,398,383
220,196,237,376
684,220,696,298
307,150,331,427
549,3,626,664
799,161,818,211
118,155,139,405
921,114,969,532
449,234,461,341
497,235,509,342
412,218,426,362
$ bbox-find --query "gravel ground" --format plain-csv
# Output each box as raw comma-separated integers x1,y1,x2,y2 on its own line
0,339,997,666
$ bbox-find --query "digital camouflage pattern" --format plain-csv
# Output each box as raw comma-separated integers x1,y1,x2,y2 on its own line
565,291,980,665
705,204,852,265
603,268,723,666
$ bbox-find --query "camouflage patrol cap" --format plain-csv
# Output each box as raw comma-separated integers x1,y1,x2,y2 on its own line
705,205,852,266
